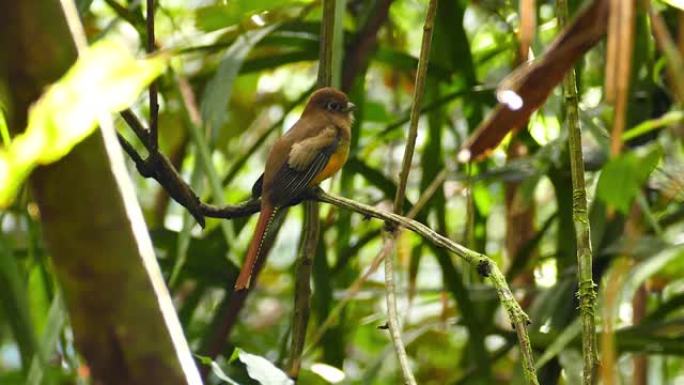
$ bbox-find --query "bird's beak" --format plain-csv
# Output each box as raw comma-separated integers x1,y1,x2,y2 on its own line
344,102,357,112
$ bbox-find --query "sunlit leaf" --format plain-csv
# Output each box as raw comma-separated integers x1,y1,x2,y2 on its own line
0,108,9,146
238,350,294,385
622,110,684,141
0,40,166,208
195,0,310,32
210,361,241,385
662,0,684,11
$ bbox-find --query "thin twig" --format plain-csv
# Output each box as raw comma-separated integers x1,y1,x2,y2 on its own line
406,167,447,219
392,0,438,214
314,190,533,325
303,245,386,354
120,109,150,145
558,0,597,383
323,189,537,383
146,0,159,151
381,87,494,138
382,0,438,383
303,172,445,352
116,110,206,226
382,234,414,383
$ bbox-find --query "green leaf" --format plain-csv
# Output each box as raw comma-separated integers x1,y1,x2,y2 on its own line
0,39,167,208
621,245,684,304
210,361,242,385
0,107,9,146
535,318,581,369
363,101,390,123
193,354,242,385
0,238,37,368
238,350,294,385
26,292,67,385
596,147,662,214
195,0,309,32
76,0,95,14
201,26,276,137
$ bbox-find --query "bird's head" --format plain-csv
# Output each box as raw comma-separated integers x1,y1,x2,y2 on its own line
304,87,356,125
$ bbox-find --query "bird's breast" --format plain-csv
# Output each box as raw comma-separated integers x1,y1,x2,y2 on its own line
311,139,350,185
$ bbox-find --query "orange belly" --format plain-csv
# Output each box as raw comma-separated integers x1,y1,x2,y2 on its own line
311,142,349,185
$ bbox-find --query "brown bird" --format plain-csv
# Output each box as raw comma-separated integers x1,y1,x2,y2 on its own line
235,87,356,290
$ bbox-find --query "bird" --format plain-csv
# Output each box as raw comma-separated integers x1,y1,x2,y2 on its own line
234,87,356,291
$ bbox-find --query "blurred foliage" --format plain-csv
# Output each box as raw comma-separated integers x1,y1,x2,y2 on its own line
0,40,166,208
1,0,684,384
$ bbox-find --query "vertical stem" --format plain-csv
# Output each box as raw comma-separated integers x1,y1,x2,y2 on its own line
331,0,346,89
382,236,415,385
288,201,318,378
383,1,438,384
557,0,597,383
317,0,336,89
147,0,158,151
288,0,340,375
392,0,438,212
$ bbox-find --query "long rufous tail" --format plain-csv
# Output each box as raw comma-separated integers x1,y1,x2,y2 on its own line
235,204,279,290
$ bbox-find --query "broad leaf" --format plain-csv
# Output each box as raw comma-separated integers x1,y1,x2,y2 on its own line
0,40,166,207
238,350,294,385
201,26,276,137
596,147,662,214
195,0,309,32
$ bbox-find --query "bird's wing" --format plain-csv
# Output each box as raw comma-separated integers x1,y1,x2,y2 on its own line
251,174,263,198
268,126,339,205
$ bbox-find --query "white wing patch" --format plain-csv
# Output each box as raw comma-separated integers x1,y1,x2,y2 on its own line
288,126,337,171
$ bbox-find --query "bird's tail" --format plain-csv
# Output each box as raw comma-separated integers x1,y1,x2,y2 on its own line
234,204,284,290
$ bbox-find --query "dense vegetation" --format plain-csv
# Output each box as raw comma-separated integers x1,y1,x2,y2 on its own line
1,0,683,384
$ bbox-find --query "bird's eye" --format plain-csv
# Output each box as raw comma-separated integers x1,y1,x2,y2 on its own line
327,101,340,111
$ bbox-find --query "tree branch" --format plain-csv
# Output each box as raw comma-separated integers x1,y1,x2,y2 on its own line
116,127,538,383
116,111,206,227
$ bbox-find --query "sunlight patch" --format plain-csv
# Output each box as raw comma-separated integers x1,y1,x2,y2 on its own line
311,363,345,383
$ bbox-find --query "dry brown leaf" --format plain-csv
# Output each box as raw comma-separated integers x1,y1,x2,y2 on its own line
460,0,610,162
